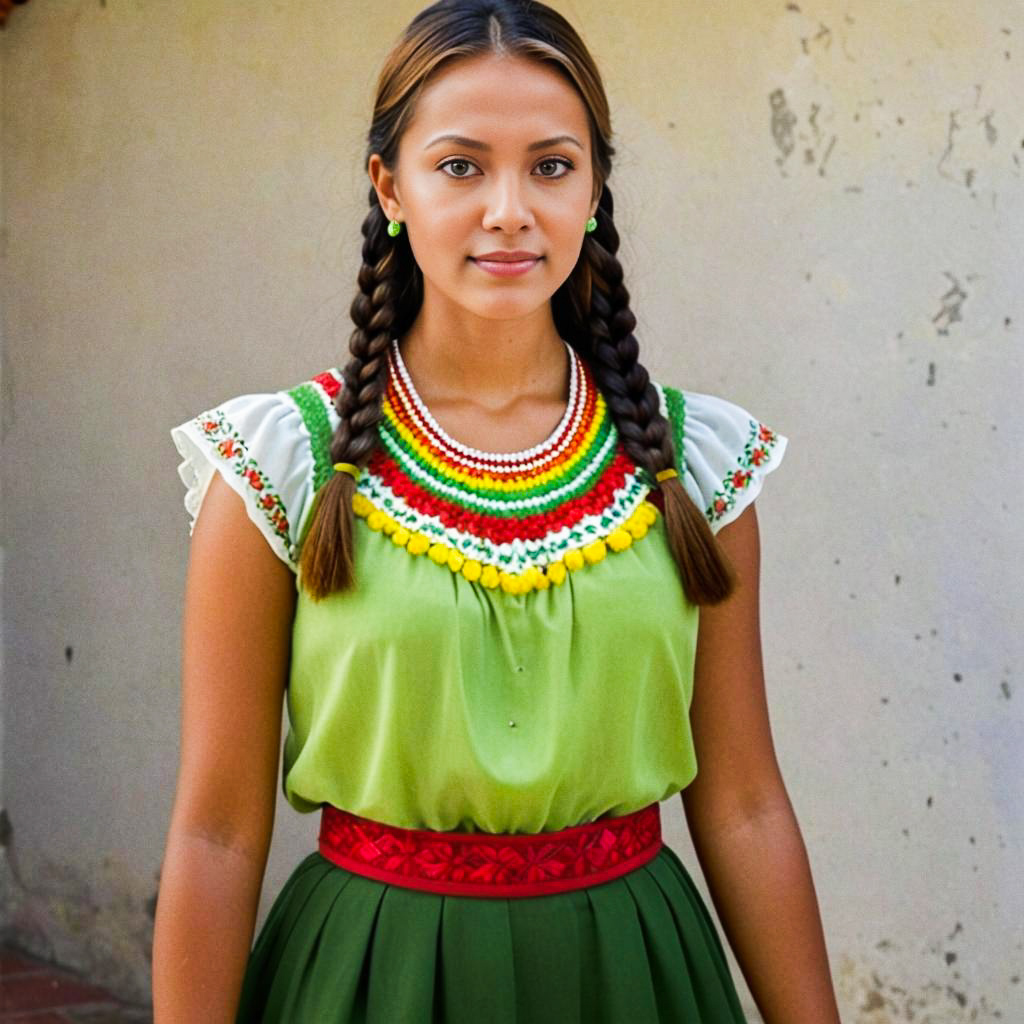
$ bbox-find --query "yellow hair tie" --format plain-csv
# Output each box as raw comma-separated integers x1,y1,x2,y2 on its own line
333,462,362,480
655,467,679,483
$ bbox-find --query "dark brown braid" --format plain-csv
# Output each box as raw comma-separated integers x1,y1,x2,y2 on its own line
560,186,736,605
297,192,419,600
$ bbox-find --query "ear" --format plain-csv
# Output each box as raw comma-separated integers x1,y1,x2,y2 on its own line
368,153,401,222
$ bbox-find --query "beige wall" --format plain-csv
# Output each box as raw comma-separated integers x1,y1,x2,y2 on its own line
1,1,1021,1018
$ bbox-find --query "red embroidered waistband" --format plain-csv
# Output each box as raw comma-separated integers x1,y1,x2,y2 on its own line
317,802,663,899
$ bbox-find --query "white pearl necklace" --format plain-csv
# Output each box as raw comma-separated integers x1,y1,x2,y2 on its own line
388,336,585,470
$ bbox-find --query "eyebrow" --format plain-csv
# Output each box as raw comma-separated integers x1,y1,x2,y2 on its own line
423,133,584,152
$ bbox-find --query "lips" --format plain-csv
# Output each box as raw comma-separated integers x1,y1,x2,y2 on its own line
472,251,541,262
471,255,542,278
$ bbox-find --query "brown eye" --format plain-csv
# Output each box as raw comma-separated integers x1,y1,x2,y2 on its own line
536,158,574,178
438,158,479,178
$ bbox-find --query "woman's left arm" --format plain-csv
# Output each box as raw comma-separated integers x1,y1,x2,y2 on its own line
680,502,843,1024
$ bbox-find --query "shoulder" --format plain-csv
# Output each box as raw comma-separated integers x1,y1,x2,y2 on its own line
169,367,344,571
651,379,789,534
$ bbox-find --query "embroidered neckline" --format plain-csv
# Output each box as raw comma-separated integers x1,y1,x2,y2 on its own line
185,370,784,584
308,341,661,593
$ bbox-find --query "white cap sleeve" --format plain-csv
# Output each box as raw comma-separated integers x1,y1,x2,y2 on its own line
169,371,342,571
655,382,789,534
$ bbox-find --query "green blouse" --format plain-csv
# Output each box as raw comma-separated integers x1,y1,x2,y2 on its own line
170,340,788,834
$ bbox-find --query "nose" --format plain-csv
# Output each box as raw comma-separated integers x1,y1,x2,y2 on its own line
480,172,536,233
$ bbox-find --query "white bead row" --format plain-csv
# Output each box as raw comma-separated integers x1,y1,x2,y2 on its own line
388,336,584,469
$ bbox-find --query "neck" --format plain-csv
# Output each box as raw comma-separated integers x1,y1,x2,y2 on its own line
396,319,570,410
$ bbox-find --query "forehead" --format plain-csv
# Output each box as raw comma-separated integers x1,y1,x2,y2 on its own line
405,54,589,145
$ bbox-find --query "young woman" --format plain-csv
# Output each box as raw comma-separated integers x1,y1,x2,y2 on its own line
153,2,841,1021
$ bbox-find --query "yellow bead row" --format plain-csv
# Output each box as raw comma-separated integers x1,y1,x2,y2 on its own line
380,390,606,492
351,492,659,595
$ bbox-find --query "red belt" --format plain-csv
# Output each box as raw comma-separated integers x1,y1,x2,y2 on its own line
318,802,662,899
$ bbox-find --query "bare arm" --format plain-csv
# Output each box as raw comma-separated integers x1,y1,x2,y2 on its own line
680,503,842,1024
152,472,297,1023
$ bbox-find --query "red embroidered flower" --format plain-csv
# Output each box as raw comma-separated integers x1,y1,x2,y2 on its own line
413,845,456,881
520,843,570,882
467,845,528,884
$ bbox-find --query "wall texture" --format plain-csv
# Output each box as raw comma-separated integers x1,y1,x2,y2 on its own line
0,1,1021,1019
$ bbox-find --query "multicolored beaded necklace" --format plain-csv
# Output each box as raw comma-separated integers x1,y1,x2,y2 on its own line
346,337,661,594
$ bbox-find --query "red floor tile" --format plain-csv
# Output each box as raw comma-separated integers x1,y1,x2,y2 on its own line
0,1014,73,1023
0,948,51,977
0,972,116,1014
0,944,149,1022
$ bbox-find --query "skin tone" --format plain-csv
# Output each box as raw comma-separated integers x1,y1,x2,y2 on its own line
368,52,599,454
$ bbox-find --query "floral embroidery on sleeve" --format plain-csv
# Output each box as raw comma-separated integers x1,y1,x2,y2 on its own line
195,409,293,558
707,421,782,524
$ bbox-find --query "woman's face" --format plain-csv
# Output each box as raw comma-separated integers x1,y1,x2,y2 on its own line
369,53,598,324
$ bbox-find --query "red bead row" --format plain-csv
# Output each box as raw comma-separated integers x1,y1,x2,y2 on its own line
368,447,637,544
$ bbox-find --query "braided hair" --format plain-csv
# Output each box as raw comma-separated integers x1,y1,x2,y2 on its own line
298,0,736,605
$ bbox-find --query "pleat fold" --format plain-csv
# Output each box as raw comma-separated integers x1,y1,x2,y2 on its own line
234,847,749,1023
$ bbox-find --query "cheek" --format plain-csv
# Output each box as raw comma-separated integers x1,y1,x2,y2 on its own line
406,212,464,267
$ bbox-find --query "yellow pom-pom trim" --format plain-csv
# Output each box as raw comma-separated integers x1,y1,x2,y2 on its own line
546,561,567,585
624,514,648,540
564,549,585,571
407,532,431,556
636,501,659,525
606,528,632,552
522,567,542,589
354,494,662,591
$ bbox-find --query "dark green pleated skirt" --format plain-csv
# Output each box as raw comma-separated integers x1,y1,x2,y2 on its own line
234,843,749,1023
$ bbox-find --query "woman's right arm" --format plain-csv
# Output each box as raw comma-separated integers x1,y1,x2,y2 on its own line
152,471,297,1023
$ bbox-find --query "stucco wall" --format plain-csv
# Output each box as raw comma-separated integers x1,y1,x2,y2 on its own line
0,1,1021,1019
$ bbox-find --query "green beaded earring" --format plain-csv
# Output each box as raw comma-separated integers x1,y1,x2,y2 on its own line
585,216,597,233
387,218,403,237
